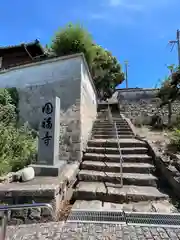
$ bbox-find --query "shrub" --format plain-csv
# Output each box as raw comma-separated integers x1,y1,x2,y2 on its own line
150,114,163,130
0,89,37,176
169,128,180,152
7,87,19,120
0,124,37,176
0,104,16,126
171,114,180,129
0,88,12,105
133,117,143,127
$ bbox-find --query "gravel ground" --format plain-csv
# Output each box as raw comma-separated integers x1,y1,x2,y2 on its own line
135,125,180,164
135,126,170,148
57,201,72,221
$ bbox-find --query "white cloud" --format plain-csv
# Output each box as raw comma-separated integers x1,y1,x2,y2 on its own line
87,0,175,26
107,0,144,12
108,0,122,7
107,0,172,10
88,0,143,25
89,11,134,25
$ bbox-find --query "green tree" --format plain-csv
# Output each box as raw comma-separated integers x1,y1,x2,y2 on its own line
51,23,95,66
50,24,124,99
91,45,124,99
157,77,176,125
166,64,176,74
171,68,180,87
157,65,180,125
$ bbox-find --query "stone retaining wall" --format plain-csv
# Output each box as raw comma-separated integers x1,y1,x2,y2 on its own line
143,139,180,200
0,188,58,225
117,88,180,125
0,163,79,225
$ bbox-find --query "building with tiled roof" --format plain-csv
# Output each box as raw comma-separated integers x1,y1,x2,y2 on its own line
0,39,47,70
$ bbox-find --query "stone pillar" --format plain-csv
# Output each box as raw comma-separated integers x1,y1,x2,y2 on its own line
30,97,65,176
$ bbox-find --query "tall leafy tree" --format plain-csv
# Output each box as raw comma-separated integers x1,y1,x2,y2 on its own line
51,23,95,66
91,45,124,99
50,24,124,99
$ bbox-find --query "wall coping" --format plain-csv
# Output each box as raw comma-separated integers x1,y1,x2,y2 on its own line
116,88,159,92
0,53,85,75
0,52,98,98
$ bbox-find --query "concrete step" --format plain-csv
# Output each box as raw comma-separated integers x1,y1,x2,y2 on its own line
72,200,177,213
83,153,152,164
92,134,134,139
112,117,124,119
93,126,131,130
92,131,133,136
95,118,125,121
92,125,131,131
94,122,128,125
94,123,129,127
96,117,124,119
81,161,154,173
78,170,157,186
86,147,148,155
92,128,132,133
93,127,132,132
87,138,146,148
94,122,130,126
73,182,168,203
94,119,128,123
95,121,127,124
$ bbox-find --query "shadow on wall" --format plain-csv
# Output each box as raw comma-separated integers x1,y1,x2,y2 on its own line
18,79,80,127
17,79,81,162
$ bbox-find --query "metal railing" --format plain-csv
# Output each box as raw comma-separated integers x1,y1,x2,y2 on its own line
0,203,53,240
107,104,123,187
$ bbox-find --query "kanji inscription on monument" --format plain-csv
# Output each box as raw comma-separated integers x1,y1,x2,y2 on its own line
37,97,60,166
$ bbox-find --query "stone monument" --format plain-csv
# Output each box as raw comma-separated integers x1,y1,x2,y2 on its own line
31,97,65,176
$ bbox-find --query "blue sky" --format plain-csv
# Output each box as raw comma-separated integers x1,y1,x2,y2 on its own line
0,0,179,88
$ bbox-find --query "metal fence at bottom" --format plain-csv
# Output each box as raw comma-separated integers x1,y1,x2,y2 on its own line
2,207,180,239
67,210,180,228
0,203,53,240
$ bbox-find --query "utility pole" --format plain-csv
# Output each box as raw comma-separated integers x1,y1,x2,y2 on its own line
169,29,180,68
177,30,180,68
124,61,129,88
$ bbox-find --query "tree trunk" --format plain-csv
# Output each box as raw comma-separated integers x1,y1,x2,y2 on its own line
168,102,172,126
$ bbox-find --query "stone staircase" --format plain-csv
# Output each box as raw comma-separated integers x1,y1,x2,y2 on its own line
72,107,177,212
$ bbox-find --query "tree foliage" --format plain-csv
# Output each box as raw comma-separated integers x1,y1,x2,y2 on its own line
51,23,95,66
91,45,124,99
157,65,180,125
171,69,180,88
158,66,180,105
50,23,124,99
157,77,178,106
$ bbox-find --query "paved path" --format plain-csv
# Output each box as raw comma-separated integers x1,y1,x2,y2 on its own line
6,222,180,239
